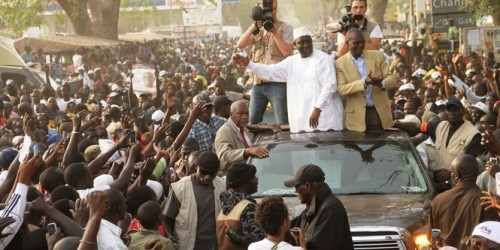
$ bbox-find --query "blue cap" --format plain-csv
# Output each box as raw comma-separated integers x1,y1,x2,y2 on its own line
445,98,464,109
0,148,18,170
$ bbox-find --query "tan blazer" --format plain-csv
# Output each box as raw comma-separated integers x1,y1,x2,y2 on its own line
335,50,396,132
214,119,252,171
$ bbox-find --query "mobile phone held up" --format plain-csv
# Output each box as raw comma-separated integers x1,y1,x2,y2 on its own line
47,222,57,236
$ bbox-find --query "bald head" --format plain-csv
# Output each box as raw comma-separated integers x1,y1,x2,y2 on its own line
230,100,249,128
230,100,247,113
451,154,479,181
346,28,365,58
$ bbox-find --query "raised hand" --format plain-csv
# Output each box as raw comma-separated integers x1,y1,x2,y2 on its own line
116,130,133,150
480,192,500,211
120,115,133,130
29,197,52,216
70,198,89,228
23,113,34,137
189,101,206,120
86,191,109,219
139,157,156,180
73,110,86,132
19,154,43,184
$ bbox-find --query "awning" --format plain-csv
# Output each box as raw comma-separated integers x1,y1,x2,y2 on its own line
14,35,122,54
118,33,176,43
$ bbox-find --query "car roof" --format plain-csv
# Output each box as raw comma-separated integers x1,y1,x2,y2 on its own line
254,129,412,145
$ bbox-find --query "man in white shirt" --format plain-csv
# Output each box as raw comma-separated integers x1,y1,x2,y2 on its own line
96,188,128,250
336,0,384,57
233,27,344,133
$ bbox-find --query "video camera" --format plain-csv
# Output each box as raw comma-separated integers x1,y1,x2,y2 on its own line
336,5,363,33
251,0,274,35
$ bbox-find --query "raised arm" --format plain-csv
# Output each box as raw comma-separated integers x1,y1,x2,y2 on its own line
77,191,109,250
108,142,142,193
62,111,85,168
87,131,132,175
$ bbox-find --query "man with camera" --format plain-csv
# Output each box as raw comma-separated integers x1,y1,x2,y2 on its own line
237,0,293,125
336,0,383,57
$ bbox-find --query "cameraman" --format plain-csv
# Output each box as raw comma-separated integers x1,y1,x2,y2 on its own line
336,0,383,57
237,0,293,125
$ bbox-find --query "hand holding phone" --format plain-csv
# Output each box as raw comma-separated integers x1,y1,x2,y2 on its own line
47,222,58,236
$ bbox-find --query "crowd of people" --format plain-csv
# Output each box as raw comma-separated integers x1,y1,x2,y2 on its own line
1,0,500,249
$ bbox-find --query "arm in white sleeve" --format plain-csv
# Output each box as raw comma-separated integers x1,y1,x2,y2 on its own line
247,60,289,83
315,55,337,110
0,183,28,248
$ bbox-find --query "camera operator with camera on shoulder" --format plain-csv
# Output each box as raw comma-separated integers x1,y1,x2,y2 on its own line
236,0,293,126
336,0,383,57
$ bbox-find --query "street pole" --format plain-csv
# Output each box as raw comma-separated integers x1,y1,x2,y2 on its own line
409,0,416,60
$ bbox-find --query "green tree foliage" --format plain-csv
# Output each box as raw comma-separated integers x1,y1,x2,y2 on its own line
464,0,500,25
0,0,45,37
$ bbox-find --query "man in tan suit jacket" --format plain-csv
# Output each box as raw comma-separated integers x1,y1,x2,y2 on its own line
335,29,396,132
214,101,269,170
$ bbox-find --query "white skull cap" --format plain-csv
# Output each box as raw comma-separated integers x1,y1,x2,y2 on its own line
293,27,311,41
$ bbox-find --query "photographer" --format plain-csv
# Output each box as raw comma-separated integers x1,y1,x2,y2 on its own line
237,0,293,125
336,0,383,57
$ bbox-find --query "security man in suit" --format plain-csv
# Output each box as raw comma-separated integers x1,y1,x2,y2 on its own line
335,28,396,132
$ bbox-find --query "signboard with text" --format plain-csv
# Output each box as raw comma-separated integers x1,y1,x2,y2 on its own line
431,0,476,34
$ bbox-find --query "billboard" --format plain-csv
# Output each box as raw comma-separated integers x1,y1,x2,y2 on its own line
431,0,476,34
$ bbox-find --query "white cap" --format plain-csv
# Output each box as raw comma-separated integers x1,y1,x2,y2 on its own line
87,70,94,75
293,27,311,41
399,83,415,91
472,102,489,114
152,110,165,122
472,221,500,244
159,70,167,77
94,174,114,187
111,84,119,91
5,79,15,85
465,69,477,75
77,65,85,71
146,180,163,200
27,62,36,68
435,100,446,106
431,72,442,79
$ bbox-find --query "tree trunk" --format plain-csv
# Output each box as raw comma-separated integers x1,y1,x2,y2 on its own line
56,0,120,40
370,0,388,27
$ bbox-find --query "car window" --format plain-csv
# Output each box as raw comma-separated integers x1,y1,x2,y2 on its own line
250,140,429,197
1,72,26,85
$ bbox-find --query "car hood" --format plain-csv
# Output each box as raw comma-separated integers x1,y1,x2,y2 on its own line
280,193,431,233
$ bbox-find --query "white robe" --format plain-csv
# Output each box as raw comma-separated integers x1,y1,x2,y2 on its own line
247,49,344,133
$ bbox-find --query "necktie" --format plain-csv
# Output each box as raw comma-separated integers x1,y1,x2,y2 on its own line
239,127,249,148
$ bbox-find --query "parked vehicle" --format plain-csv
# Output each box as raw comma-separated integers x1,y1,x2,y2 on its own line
249,130,435,249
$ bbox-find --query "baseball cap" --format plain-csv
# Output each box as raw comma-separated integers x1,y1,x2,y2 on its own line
151,110,165,122
445,98,463,109
431,72,442,79
159,70,167,78
472,102,489,114
471,221,500,244
435,100,447,107
5,79,15,86
398,83,415,91
192,94,213,107
284,164,326,187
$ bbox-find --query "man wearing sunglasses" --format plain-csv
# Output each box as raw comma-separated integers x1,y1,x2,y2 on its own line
162,151,225,250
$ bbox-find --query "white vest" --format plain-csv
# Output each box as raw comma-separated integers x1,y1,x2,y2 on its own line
434,121,479,169
171,176,225,250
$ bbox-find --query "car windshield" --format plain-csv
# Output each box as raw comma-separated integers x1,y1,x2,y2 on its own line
249,136,429,197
